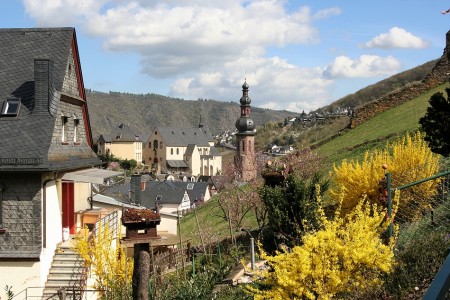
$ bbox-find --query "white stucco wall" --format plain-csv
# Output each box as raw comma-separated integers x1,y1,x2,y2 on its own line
189,146,201,176
40,180,62,289
159,203,180,215
0,261,42,299
73,182,94,231
156,212,178,235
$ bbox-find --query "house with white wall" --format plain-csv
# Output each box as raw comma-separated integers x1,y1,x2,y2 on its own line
0,27,120,299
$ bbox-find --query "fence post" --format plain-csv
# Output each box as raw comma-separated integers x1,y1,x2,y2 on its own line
218,241,222,270
192,254,195,276
58,288,66,300
250,238,255,271
386,172,393,238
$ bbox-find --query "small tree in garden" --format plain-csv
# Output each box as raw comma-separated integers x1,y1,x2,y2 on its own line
217,151,267,239
330,131,440,220
259,172,329,251
73,222,133,299
247,189,399,300
259,149,328,251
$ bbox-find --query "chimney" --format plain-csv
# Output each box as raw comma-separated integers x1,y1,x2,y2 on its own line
34,59,60,116
130,174,142,205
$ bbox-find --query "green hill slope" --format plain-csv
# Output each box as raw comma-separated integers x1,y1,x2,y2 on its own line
316,83,450,166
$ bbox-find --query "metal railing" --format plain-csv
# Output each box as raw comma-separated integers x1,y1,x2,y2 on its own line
386,169,450,299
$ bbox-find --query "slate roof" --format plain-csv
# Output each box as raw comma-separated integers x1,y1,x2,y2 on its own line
0,28,100,171
100,180,209,209
155,126,213,147
167,160,189,168
100,123,141,143
140,181,189,208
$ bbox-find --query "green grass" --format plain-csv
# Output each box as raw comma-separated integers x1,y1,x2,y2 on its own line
317,83,449,166
180,195,258,245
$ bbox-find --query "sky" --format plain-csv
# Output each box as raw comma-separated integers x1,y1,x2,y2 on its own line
0,1,449,113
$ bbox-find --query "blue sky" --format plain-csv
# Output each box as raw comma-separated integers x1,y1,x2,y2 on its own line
1,1,449,113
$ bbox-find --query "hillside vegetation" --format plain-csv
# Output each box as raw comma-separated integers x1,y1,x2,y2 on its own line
181,82,450,244
321,59,437,112
317,82,450,166
254,60,437,151
86,90,294,140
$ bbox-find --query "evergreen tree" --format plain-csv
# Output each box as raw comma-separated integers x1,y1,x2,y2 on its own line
419,88,450,157
259,173,329,251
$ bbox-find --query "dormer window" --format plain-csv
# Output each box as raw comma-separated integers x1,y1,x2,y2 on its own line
1,98,21,116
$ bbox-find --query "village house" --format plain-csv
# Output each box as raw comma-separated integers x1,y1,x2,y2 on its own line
0,27,121,298
142,125,222,177
99,174,210,233
97,123,143,163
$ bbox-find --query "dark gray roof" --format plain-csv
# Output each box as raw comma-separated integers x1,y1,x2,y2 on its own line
185,144,196,156
209,146,221,156
100,123,141,143
167,160,189,168
141,181,209,208
141,181,189,208
155,126,213,147
0,27,100,171
100,180,209,209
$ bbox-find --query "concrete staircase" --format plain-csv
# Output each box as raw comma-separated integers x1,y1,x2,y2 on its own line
42,242,86,299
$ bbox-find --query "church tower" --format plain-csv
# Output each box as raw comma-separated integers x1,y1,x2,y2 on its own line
235,80,257,181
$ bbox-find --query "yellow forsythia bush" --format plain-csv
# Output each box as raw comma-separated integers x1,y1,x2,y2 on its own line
248,189,399,300
73,222,133,297
329,131,440,220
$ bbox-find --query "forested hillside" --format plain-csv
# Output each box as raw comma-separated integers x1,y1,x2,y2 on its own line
86,90,294,140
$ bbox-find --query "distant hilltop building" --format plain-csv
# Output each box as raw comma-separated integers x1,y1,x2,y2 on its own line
234,81,257,181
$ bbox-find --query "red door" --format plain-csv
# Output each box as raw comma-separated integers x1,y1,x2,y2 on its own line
62,182,75,234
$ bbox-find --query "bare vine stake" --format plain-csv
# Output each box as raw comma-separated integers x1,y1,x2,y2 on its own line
194,207,207,254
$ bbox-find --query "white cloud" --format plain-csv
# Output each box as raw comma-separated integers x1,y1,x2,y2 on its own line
363,27,429,49
23,0,107,26
22,0,320,77
313,6,342,20
23,0,402,113
323,55,401,78
170,55,333,113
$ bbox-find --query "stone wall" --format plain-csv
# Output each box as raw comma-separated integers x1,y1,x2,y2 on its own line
349,30,450,129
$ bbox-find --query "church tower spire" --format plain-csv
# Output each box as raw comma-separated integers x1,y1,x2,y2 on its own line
234,80,256,181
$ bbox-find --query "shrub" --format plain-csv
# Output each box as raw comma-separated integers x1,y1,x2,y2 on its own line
247,189,398,300
259,173,329,251
73,223,133,299
329,131,440,220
